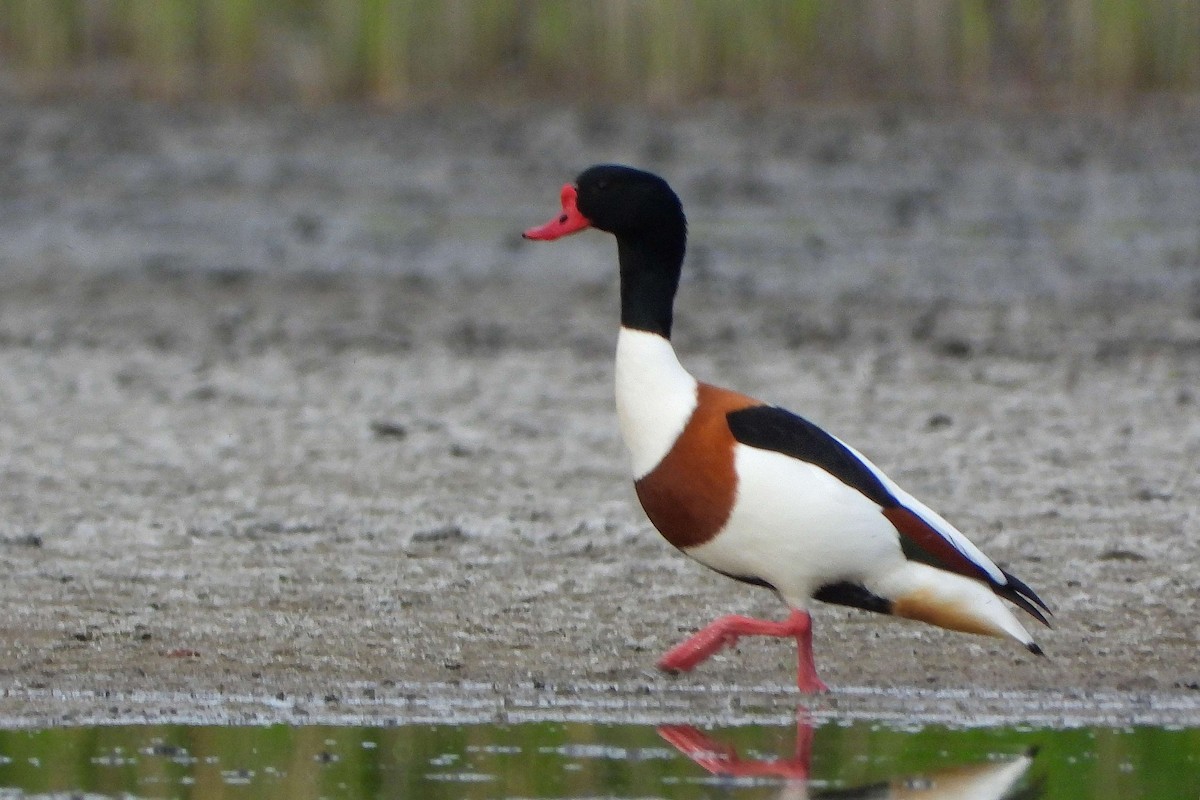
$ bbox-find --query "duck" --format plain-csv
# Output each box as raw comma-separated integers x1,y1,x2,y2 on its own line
523,164,1049,692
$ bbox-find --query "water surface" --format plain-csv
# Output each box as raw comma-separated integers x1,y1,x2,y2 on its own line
0,716,1195,798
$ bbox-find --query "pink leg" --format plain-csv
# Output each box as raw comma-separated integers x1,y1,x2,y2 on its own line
789,611,828,694
657,609,829,693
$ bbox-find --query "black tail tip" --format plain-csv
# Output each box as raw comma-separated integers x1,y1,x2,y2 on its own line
1027,642,1046,657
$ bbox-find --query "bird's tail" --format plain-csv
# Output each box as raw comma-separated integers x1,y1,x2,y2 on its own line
874,562,1042,653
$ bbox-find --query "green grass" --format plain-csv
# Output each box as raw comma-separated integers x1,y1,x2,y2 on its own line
1,0,1197,103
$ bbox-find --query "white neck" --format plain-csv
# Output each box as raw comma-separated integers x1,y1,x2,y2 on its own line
614,327,698,479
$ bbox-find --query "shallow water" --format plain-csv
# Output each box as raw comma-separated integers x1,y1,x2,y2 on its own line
0,717,1195,799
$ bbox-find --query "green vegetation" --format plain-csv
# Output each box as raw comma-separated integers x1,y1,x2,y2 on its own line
1,0,1198,103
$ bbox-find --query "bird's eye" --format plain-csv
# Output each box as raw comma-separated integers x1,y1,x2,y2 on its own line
596,180,609,190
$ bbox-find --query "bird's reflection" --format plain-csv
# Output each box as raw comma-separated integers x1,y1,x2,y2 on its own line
659,710,1038,799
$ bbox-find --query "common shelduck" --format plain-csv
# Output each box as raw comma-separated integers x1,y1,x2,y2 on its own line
524,164,1050,692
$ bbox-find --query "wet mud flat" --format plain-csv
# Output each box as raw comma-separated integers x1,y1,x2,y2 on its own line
1,272,1198,728
0,99,1198,727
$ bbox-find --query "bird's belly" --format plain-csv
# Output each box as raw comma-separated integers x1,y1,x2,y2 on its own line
684,444,903,605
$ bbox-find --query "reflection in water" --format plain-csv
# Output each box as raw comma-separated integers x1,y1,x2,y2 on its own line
659,714,815,781
0,714,1193,798
660,710,1038,799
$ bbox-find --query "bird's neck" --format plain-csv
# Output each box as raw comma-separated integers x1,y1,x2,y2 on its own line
613,224,693,478
617,236,684,340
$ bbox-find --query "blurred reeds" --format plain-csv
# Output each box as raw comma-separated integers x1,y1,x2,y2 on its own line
1,0,1197,103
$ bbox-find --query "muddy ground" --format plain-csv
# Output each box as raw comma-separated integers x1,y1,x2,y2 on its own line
0,98,1198,728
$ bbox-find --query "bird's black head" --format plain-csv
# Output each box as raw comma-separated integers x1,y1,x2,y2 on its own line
573,165,685,241
523,164,686,252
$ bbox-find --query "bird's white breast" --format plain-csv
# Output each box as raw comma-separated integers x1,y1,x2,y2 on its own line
614,327,698,480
